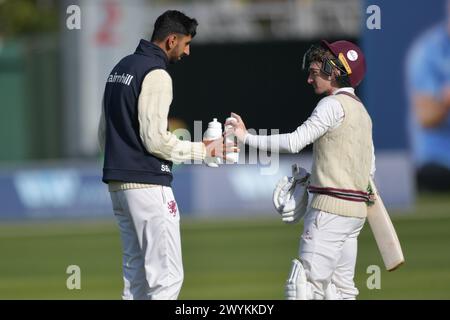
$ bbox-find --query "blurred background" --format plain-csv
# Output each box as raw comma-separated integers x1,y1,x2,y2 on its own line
0,0,449,299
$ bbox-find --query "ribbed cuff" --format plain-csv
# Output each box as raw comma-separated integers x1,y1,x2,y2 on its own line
191,142,206,161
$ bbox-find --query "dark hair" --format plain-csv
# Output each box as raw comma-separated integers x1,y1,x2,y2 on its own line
151,10,198,42
303,45,351,88
305,45,335,65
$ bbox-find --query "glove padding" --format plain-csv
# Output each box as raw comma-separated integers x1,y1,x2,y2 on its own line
273,164,310,224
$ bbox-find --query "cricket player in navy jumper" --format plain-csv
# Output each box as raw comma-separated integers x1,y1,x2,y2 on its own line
98,10,224,300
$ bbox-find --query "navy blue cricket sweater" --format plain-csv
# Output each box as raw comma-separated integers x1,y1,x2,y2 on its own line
102,39,173,186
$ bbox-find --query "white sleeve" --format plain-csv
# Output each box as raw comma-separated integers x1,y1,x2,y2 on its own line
245,132,291,152
245,97,344,153
138,69,206,163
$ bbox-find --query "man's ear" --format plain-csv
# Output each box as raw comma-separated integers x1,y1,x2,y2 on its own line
330,67,341,81
165,34,178,50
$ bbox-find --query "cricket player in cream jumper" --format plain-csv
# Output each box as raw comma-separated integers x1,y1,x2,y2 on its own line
98,11,224,300
227,40,376,300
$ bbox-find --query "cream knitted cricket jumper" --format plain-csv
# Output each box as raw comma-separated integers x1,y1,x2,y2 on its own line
309,93,373,218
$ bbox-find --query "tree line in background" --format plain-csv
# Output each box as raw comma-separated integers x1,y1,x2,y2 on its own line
0,0,59,38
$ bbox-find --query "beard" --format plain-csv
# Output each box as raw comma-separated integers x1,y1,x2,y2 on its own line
169,53,187,64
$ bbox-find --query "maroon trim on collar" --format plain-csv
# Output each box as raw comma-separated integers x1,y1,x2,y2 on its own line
335,91,362,103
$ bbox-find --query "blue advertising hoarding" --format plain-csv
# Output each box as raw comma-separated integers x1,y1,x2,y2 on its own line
0,153,413,220
362,0,447,150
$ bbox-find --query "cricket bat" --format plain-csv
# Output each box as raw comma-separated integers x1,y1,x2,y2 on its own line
367,178,405,271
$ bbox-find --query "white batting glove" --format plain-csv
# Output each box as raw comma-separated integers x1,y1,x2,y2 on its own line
273,164,310,224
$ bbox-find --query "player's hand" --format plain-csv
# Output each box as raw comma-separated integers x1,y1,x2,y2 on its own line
223,142,240,162
203,137,224,158
225,112,248,143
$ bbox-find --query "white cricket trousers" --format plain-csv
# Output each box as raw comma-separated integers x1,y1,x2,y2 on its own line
110,186,183,300
299,208,365,300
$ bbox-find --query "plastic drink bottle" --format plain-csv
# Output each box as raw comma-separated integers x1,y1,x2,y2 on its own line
224,117,239,164
203,118,222,167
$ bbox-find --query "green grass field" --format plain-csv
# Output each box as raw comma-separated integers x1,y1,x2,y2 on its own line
0,193,449,300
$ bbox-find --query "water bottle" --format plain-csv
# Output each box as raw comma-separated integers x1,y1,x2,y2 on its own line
203,118,222,167
224,117,239,164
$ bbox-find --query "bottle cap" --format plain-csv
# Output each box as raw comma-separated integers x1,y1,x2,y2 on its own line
208,118,222,129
